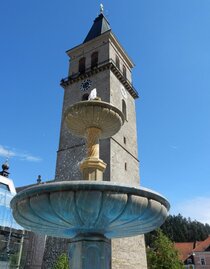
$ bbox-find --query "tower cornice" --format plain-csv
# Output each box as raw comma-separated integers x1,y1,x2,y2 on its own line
60,58,139,99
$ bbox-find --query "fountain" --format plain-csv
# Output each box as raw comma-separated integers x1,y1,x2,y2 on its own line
11,98,170,269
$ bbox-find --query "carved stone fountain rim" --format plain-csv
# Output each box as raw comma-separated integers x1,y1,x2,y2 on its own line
11,180,170,210
64,100,125,123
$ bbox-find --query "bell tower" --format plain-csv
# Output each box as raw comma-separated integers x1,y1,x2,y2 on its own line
54,8,147,269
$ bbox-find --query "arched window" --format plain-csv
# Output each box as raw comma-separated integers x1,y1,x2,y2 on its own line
79,57,86,74
91,52,98,68
122,99,127,120
82,93,89,101
116,55,120,69
123,65,127,79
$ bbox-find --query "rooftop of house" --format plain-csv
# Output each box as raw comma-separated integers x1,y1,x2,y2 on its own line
175,236,210,262
193,236,210,252
175,242,197,261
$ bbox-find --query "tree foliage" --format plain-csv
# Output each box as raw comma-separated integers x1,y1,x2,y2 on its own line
9,253,19,268
146,214,210,246
52,253,69,269
147,229,184,269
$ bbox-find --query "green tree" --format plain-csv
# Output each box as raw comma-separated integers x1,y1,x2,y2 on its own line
146,214,210,245
147,229,184,269
9,253,19,269
52,253,69,269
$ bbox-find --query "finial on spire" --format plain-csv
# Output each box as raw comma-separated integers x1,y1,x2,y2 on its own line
100,3,104,14
37,175,42,184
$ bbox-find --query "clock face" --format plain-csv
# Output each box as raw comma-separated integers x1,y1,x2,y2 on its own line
80,79,92,91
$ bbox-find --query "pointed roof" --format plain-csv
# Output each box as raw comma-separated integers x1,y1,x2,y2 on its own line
83,13,111,43
193,236,210,252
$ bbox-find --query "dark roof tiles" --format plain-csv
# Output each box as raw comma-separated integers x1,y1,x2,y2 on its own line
83,13,111,43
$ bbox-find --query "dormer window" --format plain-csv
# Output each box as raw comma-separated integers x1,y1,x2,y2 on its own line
123,65,127,79
116,55,120,69
91,52,98,68
79,57,86,74
187,258,192,264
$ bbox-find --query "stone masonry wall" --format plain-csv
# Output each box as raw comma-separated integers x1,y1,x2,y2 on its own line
109,64,147,269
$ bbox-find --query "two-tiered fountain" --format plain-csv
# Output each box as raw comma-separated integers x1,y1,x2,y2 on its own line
11,98,170,269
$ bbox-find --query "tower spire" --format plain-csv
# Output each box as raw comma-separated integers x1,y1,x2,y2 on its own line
83,6,111,43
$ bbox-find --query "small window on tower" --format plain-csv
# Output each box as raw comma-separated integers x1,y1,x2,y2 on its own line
79,57,86,74
125,162,127,171
123,65,127,79
116,55,120,69
123,136,126,145
122,99,127,120
91,52,98,68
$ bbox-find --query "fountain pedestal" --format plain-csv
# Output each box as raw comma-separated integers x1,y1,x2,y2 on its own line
69,235,111,269
80,158,106,180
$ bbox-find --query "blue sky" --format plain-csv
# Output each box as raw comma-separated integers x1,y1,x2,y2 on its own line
0,1,210,224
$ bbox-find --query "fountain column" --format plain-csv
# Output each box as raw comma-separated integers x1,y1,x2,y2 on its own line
80,126,106,181
69,235,111,269
86,127,101,158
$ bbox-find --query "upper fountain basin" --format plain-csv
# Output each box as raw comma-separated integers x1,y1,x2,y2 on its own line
64,100,124,139
11,181,170,239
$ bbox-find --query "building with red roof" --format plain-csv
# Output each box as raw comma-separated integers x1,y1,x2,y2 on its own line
175,236,210,268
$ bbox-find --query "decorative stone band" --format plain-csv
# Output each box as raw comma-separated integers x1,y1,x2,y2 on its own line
64,101,125,139
10,181,170,239
60,59,139,99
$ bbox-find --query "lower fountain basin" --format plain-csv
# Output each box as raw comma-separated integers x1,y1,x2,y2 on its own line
11,181,170,239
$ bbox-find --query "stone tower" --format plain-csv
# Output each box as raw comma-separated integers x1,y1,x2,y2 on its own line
52,11,147,269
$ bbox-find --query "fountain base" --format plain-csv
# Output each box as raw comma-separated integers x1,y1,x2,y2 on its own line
69,234,111,269
80,158,107,180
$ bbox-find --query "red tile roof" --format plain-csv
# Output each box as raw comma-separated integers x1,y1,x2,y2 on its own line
175,242,195,261
193,236,210,252
175,236,210,262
